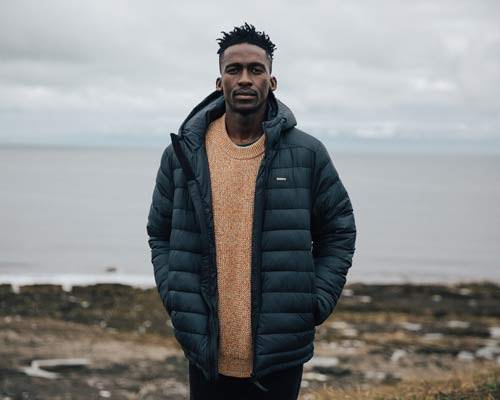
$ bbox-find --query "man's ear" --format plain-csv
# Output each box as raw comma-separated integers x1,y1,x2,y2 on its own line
215,77,222,92
270,76,277,91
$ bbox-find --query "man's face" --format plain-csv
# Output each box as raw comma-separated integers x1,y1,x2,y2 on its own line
216,43,277,115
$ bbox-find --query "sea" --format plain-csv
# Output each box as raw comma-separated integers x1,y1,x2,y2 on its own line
1,141,499,290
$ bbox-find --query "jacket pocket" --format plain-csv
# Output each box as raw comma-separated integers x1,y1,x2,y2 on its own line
166,290,175,316
309,250,320,324
311,274,318,315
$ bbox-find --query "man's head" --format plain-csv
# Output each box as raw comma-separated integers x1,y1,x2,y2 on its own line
215,23,278,115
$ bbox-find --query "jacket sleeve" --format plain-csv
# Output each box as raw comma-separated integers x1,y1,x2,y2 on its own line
311,141,357,326
147,145,175,316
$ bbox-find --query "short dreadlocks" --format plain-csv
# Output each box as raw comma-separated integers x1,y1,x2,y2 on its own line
217,23,276,72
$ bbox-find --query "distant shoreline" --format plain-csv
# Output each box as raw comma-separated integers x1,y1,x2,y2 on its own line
2,135,500,154
0,274,500,293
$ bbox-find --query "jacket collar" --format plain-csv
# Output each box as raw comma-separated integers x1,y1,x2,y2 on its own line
177,89,297,153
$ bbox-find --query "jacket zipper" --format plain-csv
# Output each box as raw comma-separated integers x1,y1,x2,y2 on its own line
250,145,278,380
201,146,220,383
171,133,218,382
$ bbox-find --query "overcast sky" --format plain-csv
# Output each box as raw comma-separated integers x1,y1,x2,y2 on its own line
0,1,499,145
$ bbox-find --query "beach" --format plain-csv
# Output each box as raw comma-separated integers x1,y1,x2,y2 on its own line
1,282,499,399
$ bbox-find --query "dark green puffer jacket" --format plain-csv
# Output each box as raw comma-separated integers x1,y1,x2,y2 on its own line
147,89,356,384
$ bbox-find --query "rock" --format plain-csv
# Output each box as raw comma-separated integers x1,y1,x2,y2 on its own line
446,320,470,329
329,321,351,330
302,372,328,382
328,321,358,337
391,349,407,363
457,351,475,361
304,356,350,376
99,390,111,398
432,294,442,302
423,333,443,341
359,295,372,304
20,358,90,379
365,370,387,381
475,346,500,360
489,326,500,338
365,371,400,384
401,322,422,332
305,356,339,369
342,328,358,337
81,300,90,308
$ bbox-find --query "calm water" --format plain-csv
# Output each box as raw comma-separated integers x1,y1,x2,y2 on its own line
1,145,499,288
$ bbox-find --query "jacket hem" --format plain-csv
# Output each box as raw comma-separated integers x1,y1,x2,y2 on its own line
251,351,314,381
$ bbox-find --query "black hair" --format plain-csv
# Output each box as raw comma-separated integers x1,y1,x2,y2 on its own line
217,23,276,70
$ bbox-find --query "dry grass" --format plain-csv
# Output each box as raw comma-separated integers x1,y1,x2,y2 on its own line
302,367,500,400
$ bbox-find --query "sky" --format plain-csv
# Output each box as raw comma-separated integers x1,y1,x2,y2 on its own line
0,1,499,146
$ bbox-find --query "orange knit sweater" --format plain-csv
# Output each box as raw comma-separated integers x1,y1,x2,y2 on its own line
205,113,266,377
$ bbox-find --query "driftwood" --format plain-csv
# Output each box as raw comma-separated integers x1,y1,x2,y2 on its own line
20,358,90,379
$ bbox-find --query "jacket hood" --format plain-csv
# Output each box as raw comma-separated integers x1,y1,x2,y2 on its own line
176,89,297,151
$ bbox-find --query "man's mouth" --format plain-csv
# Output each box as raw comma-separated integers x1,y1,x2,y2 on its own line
234,91,257,99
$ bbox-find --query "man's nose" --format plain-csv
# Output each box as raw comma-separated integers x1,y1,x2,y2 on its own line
238,68,252,86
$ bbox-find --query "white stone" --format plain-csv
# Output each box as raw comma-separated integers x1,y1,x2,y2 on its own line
489,327,500,338
99,390,111,398
391,349,407,363
446,320,470,329
365,370,387,381
359,295,372,303
476,346,500,360
305,356,339,369
457,351,474,362
343,328,358,337
302,372,328,382
330,321,351,330
19,358,90,380
401,322,422,332
423,333,443,341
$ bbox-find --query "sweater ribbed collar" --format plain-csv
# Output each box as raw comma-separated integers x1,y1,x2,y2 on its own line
207,113,266,160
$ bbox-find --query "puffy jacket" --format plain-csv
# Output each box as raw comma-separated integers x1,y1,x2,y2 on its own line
146,89,356,384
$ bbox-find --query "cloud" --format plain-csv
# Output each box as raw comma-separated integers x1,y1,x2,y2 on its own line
0,0,499,143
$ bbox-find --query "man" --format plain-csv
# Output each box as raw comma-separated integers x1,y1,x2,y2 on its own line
147,23,356,400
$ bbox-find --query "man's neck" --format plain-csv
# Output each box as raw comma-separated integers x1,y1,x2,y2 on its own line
224,106,266,145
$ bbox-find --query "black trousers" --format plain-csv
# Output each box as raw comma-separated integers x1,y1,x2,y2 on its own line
188,361,304,400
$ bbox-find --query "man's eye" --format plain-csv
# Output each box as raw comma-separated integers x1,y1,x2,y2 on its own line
226,68,238,74
252,67,264,73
